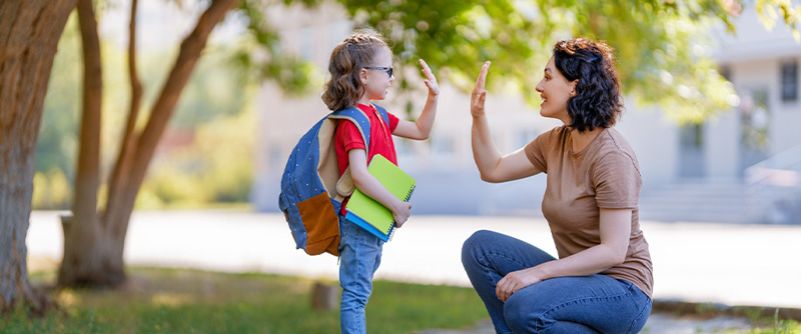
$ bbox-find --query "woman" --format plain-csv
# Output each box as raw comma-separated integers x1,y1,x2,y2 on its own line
462,38,653,333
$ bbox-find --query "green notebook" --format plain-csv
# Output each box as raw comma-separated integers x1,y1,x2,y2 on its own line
344,154,416,241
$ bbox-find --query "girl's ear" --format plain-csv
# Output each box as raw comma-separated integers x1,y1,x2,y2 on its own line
359,68,369,85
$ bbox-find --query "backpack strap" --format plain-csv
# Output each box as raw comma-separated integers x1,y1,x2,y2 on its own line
328,106,373,197
329,106,373,151
372,103,391,129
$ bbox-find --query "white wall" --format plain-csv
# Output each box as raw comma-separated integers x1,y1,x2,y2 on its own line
615,106,679,190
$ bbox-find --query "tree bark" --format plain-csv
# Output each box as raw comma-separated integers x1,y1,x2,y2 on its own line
57,0,123,288
0,0,78,313
57,0,238,288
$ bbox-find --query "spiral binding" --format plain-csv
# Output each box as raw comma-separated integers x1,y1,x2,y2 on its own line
388,185,416,241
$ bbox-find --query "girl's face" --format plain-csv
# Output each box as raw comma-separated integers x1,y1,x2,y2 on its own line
360,46,395,101
535,57,577,124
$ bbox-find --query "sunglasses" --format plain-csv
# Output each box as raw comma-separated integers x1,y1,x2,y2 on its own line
364,66,394,78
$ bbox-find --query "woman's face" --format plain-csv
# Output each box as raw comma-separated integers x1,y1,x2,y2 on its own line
535,57,577,124
360,46,395,101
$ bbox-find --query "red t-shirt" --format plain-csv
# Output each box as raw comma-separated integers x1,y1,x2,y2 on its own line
335,103,400,213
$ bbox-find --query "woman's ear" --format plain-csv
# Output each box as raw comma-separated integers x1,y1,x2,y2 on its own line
569,79,579,96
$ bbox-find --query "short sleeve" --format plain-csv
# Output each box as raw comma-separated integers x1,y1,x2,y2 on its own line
592,151,642,209
387,112,400,132
524,132,549,173
335,119,366,153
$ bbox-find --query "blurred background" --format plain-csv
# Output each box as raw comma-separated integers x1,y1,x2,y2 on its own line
33,1,801,224
11,0,801,332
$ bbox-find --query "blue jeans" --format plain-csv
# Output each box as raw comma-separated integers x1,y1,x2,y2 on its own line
461,230,651,333
339,217,384,334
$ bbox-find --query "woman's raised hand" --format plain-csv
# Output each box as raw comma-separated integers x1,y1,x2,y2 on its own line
470,61,491,118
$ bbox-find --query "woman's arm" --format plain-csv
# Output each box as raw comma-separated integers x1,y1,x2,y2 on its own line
470,61,540,183
394,59,438,140
347,149,412,227
495,208,633,301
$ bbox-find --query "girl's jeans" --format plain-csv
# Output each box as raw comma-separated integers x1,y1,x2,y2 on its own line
461,230,652,333
339,217,384,334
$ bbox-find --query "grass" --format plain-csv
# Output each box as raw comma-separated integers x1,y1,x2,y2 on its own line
748,309,801,334
1,267,488,334
4,262,800,333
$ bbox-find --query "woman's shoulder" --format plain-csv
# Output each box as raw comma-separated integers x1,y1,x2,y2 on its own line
593,128,641,172
596,128,635,153
535,125,569,143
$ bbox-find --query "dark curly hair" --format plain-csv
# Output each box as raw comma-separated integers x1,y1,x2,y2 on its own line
553,38,623,132
322,31,388,111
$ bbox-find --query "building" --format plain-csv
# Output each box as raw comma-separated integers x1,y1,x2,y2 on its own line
252,3,801,223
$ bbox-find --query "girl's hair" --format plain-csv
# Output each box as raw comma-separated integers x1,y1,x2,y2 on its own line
553,38,624,132
322,31,389,111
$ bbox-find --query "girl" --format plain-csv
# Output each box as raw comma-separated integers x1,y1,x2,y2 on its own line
322,30,439,333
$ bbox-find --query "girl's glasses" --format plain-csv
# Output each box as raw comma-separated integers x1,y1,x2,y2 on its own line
364,66,394,78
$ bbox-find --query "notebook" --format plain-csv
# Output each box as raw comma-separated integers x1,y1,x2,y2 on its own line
344,154,416,241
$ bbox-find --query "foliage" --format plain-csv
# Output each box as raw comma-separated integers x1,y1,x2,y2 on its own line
338,0,801,123
137,103,256,208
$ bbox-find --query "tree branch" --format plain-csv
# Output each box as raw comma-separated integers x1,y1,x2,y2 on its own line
105,0,238,237
103,0,142,225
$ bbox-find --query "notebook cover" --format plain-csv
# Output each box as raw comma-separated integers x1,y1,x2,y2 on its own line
345,154,415,241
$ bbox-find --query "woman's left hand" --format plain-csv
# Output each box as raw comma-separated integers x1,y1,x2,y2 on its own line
419,59,439,97
496,267,544,302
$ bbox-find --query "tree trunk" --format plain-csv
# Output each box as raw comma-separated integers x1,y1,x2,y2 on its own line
57,0,123,288
103,0,142,229
58,0,238,288
102,0,238,259
0,0,78,313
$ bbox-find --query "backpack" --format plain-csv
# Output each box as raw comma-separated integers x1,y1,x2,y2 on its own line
278,105,390,256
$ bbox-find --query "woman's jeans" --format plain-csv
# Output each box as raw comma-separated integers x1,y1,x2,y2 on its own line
461,230,651,334
339,217,384,334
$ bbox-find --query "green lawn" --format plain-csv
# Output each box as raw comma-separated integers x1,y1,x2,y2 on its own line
5,266,799,333
1,267,488,334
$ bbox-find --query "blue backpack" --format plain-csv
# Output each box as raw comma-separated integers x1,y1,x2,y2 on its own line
278,105,390,256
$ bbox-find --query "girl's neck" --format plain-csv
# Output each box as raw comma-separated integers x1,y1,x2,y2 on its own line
356,95,372,106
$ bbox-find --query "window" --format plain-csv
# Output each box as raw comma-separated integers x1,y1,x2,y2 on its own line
719,65,732,82
781,60,798,102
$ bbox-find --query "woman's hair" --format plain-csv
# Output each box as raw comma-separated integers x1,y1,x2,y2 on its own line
552,38,623,132
322,31,389,111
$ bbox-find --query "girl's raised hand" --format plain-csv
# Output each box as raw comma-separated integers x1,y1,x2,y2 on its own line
419,59,439,97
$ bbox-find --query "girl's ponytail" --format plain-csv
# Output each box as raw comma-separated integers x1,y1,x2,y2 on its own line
322,31,387,111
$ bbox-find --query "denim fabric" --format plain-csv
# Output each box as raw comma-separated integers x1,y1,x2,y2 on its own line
339,217,384,334
462,230,652,333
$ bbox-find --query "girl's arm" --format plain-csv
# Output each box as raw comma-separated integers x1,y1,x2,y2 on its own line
347,149,412,226
495,208,633,301
470,61,540,183
393,59,438,140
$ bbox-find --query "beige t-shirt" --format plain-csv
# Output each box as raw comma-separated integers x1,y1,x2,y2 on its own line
525,126,653,297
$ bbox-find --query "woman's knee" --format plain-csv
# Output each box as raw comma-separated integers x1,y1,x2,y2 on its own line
503,293,546,332
461,230,500,265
